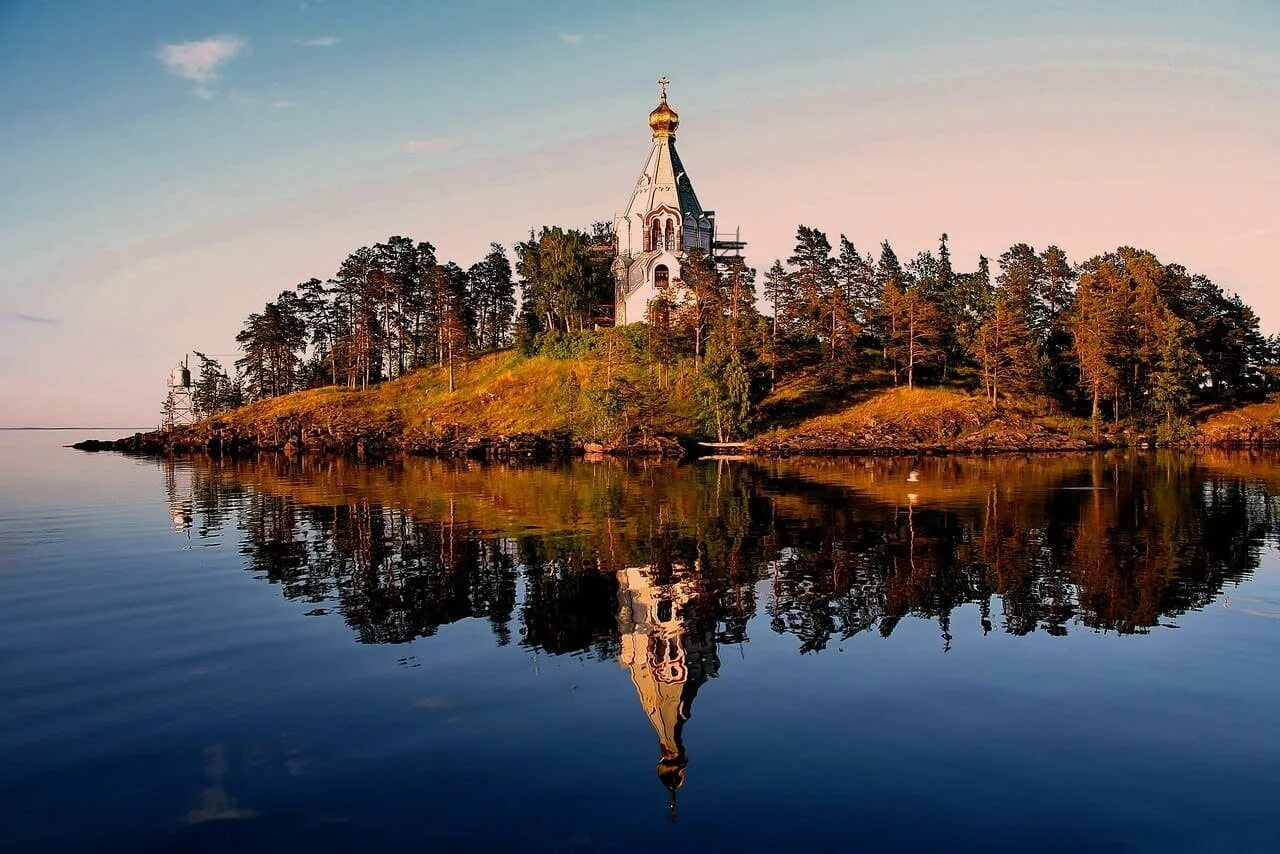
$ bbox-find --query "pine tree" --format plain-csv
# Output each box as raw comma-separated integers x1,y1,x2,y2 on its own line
235,293,308,400
697,321,763,442
1118,246,1170,412
331,246,381,389
834,236,879,332
902,289,944,389
1039,246,1078,406
295,277,337,386
957,255,995,364
905,250,957,378
761,260,788,390
787,225,836,343
762,260,787,343
1150,313,1200,437
884,284,943,389
997,243,1048,335
931,234,970,377
371,235,420,378
877,241,905,372
974,295,1038,408
718,255,756,321
441,296,469,393
467,243,515,350
1039,245,1075,319
191,352,234,418
674,248,723,364
1069,255,1126,427
818,237,863,363
995,243,1049,394
937,233,954,297
877,240,904,292
644,283,676,389
404,242,439,371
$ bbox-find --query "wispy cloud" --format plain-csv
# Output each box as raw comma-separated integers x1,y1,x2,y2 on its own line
271,99,299,109
0,310,57,324
404,137,455,156
1229,224,1278,242
558,32,584,45
295,36,340,47
154,35,246,97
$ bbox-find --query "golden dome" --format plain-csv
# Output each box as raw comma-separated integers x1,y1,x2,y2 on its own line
649,93,679,138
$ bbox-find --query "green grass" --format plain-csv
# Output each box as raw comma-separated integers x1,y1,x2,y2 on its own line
1195,397,1280,443
761,386,994,443
206,350,1109,450
212,350,699,440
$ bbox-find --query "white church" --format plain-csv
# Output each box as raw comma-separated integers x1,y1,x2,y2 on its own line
612,79,745,325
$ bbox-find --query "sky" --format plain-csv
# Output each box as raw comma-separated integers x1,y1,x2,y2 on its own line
1,0,1277,427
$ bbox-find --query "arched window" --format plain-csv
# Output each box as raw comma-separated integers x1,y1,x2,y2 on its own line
664,219,675,251
654,264,669,290
650,221,661,253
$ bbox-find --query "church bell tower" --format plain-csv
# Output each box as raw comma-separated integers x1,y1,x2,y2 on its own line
612,78,739,325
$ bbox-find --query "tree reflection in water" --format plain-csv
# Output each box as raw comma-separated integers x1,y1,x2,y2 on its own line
162,451,1280,806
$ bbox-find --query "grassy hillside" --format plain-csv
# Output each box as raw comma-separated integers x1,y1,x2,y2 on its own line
749,386,1096,453
161,344,1279,457
1194,399,1280,445
203,349,700,447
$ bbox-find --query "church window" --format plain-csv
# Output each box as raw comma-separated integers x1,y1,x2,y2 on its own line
664,220,674,251
650,221,661,253
654,264,669,290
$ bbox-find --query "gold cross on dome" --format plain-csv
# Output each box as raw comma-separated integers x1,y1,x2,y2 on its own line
658,76,670,100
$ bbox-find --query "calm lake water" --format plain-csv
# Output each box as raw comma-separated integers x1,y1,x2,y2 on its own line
2,431,1279,851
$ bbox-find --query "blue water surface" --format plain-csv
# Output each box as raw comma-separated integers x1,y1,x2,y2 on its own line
1,431,1277,852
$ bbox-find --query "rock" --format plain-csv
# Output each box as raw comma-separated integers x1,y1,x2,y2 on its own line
70,439,114,451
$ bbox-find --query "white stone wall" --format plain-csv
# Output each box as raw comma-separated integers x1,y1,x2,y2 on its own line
619,251,682,325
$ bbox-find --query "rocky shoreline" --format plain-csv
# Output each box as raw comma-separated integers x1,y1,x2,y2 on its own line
70,410,1280,461
71,422,1102,460
70,421,684,461
744,411,1102,456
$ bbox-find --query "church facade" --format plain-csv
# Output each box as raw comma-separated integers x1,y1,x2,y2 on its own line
612,80,737,325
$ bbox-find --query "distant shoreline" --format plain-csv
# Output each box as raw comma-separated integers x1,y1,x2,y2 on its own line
2,427,150,431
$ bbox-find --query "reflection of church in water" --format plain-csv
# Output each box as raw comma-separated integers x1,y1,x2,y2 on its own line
615,561,719,815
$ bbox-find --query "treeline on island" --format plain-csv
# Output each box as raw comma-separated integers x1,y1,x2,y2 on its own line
180,222,1278,447
182,224,613,412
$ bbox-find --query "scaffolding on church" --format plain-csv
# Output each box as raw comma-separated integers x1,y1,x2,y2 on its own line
712,224,747,259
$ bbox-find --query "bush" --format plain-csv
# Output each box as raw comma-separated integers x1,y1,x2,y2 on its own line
534,327,648,361
1156,417,1194,445
577,371,667,444
513,312,541,357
